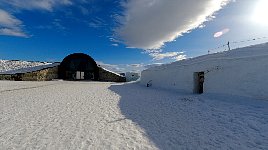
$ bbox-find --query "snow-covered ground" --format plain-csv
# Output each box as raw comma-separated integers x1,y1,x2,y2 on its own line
0,81,155,149
0,60,51,73
1,81,267,149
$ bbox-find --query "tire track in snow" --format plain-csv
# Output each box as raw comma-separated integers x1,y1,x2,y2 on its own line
0,83,61,93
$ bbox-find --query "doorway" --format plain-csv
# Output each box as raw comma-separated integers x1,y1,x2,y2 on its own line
76,71,85,80
193,72,205,94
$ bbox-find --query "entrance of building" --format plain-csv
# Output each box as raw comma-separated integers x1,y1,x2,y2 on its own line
59,53,99,81
193,72,205,94
76,71,85,80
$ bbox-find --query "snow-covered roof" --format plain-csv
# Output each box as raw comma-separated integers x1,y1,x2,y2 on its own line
0,63,60,75
100,67,124,77
146,42,268,71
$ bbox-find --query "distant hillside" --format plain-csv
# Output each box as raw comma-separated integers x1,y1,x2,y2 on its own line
0,60,51,73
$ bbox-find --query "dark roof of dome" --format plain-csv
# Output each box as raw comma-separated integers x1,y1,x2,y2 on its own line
61,53,96,63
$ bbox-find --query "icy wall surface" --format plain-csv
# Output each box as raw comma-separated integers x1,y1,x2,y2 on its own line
141,43,268,100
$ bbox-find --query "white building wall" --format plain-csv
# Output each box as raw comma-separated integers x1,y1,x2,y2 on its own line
141,50,268,100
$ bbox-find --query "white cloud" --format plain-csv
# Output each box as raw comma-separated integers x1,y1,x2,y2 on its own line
108,37,120,43
172,54,187,61
0,28,27,37
97,61,145,73
0,9,27,37
214,28,230,38
111,43,119,47
127,64,144,68
0,9,21,27
115,0,230,50
97,61,123,73
144,63,163,69
149,51,186,61
125,63,145,73
1,0,72,11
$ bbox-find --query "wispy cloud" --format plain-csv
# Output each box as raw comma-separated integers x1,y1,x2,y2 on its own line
79,6,90,15
88,17,107,28
0,9,27,37
144,63,163,69
97,61,145,73
115,0,230,50
149,51,186,61
111,43,119,47
1,0,72,11
52,19,67,31
127,64,144,68
0,0,73,37
125,63,145,73
97,61,123,73
34,19,67,35
108,37,120,43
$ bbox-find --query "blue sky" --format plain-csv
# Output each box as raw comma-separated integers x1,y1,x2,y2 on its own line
0,0,268,72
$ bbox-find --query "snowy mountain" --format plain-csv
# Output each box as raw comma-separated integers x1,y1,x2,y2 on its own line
0,60,52,73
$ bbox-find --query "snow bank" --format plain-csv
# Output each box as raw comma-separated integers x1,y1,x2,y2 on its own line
141,42,268,100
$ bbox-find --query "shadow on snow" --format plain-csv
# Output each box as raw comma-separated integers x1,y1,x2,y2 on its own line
108,83,268,149
109,83,204,149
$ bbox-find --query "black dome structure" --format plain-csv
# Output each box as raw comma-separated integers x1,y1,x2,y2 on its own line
59,53,99,80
